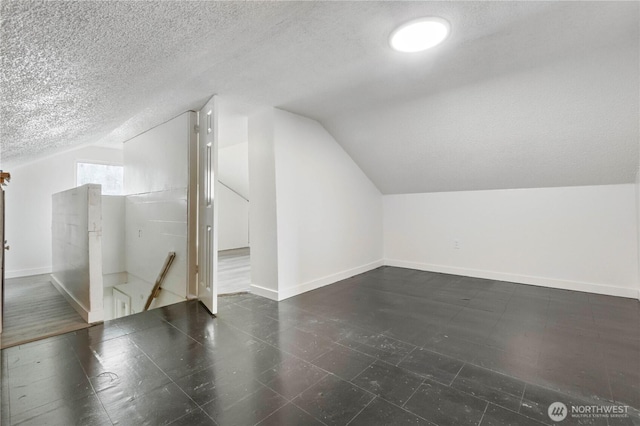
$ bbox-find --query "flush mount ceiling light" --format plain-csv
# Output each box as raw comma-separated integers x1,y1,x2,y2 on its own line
390,17,450,52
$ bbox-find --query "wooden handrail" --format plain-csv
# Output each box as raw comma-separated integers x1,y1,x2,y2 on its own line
144,252,176,311
0,171,10,186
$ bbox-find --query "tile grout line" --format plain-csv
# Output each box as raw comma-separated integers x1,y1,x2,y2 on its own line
265,362,382,420
344,394,376,426
66,334,117,426
401,377,426,409
218,318,335,375
489,400,549,425
209,318,350,425
394,344,417,366
332,338,414,367
476,402,489,426
254,402,329,426
289,402,330,426
204,372,285,425
129,338,217,425
221,299,412,377
253,370,332,425
167,407,219,426
163,316,211,346
254,307,435,421
245,394,289,426
377,387,437,425
347,357,378,384
518,383,527,414
255,368,328,404
311,371,376,401
448,362,466,387
247,334,402,421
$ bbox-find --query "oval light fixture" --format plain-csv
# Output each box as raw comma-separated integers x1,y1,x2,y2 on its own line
390,17,450,52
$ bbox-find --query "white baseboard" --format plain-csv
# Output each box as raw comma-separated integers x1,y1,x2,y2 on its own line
277,259,385,301
6,267,52,279
50,274,91,322
249,284,279,301
384,259,639,300
50,274,103,323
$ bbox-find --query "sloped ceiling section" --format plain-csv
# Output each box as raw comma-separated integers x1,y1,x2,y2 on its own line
1,1,638,194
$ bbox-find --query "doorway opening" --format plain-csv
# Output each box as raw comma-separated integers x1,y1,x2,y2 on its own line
217,104,251,296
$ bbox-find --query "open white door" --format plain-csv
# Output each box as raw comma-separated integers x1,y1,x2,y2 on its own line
197,97,218,314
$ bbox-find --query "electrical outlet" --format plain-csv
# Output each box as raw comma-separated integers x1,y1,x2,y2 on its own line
454,240,460,249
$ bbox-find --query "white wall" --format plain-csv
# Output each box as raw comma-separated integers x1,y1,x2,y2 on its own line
123,112,196,300
272,109,384,300
218,184,249,251
125,113,192,195
219,143,249,199
219,114,248,149
124,190,188,298
51,184,103,322
101,195,125,278
384,184,639,298
5,146,123,278
218,105,251,252
248,108,279,298
218,141,250,251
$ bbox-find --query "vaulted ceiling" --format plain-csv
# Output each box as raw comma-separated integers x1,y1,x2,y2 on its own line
1,1,638,193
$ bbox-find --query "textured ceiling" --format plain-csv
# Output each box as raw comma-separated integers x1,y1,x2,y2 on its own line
1,1,638,193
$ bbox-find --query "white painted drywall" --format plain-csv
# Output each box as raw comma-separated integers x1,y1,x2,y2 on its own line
102,195,125,276
247,108,279,299
123,112,195,301
218,184,249,251
325,43,639,194
51,184,104,322
124,113,191,194
218,138,250,251
5,146,123,278
384,185,639,298
124,189,188,299
219,143,249,199
219,114,248,149
272,109,384,300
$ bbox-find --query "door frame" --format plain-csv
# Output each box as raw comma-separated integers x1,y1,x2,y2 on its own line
187,112,199,299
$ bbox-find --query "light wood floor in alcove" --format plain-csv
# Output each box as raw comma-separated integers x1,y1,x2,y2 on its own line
1,275,89,349
218,247,250,295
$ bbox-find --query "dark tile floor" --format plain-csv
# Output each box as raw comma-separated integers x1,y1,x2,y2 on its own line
1,267,639,425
